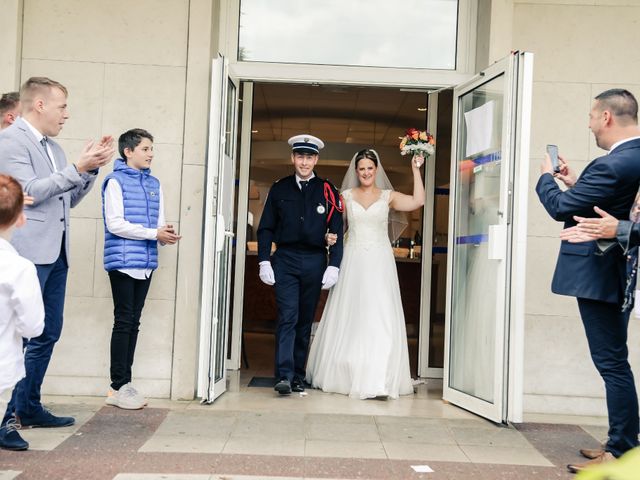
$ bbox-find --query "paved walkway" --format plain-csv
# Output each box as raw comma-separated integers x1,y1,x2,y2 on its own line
0,379,607,479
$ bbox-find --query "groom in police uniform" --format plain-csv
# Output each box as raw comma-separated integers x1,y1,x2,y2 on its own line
257,134,344,395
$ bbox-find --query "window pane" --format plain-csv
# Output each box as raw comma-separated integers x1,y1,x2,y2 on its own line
238,0,458,70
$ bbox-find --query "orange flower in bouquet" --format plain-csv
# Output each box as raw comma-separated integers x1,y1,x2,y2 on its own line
399,128,435,159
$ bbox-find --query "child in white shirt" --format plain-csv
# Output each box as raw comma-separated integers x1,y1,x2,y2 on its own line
0,174,44,451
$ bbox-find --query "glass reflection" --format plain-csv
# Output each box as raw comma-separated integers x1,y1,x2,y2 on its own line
238,0,458,70
449,74,505,403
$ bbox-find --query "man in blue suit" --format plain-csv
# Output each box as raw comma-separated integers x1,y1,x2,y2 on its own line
0,77,114,451
536,89,640,473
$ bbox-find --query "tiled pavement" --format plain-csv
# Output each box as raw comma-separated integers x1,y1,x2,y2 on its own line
0,379,608,479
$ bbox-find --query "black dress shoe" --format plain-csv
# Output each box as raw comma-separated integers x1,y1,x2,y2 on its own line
0,420,29,451
274,378,292,395
18,409,75,428
291,379,305,392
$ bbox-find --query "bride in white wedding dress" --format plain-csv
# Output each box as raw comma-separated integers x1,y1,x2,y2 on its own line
305,149,425,399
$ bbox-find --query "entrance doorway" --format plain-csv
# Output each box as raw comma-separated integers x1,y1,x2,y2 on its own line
200,51,532,424
236,82,449,382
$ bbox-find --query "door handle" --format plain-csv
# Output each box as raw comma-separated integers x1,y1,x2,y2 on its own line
488,224,506,260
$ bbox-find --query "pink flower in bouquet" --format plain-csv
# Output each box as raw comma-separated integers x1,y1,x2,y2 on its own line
406,128,420,140
399,128,435,158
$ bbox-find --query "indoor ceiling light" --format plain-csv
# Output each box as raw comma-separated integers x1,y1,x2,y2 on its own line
417,107,427,112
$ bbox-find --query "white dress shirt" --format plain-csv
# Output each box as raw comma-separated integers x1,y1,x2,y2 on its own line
104,179,166,280
22,117,57,172
295,173,315,189
0,238,45,392
609,136,640,153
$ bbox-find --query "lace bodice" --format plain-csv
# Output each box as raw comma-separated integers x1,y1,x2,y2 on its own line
343,189,391,248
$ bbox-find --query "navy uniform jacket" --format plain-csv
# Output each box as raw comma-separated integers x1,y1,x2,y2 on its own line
257,174,343,267
536,138,640,304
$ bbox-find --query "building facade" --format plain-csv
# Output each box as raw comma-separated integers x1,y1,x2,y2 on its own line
1,0,639,420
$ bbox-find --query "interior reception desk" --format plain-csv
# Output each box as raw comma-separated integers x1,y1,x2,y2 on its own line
242,245,423,339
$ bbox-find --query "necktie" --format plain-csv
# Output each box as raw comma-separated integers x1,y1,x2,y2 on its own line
300,180,309,190
40,137,56,171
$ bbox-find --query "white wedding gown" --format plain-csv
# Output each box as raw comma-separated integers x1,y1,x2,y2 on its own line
305,189,414,399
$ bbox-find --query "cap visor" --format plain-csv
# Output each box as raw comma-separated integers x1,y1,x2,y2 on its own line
292,147,318,154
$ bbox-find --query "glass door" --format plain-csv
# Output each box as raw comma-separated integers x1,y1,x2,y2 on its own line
419,87,453,379
197,55,240,403
443,52,532,423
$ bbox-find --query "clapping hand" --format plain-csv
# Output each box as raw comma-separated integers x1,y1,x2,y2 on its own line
559,207,618,243
98,135,114,149
75,137,115,173
157,224,181,245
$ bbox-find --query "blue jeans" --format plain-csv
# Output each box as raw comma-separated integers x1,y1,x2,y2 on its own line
2,248,68,425
577,298,639,457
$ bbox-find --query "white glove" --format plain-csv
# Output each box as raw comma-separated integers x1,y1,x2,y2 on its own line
259,261,275,285
321,266,340,290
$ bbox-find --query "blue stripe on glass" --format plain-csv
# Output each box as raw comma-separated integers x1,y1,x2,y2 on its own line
474,151,501,166
456,234,489,245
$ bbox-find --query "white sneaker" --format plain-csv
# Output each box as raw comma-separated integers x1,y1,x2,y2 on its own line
122,383,148,406
105,383,146,410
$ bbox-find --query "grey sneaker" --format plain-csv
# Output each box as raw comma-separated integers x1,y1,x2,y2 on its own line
105,383,146,410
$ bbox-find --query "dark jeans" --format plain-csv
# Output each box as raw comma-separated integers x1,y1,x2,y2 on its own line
272,248,325,382
577,298,639,457
108,270,152,391
2,247,68,425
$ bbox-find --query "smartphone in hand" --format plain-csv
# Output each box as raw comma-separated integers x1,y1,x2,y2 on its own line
546,144,560,173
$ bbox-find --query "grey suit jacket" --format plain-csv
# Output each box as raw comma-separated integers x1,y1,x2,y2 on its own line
0,117,97,265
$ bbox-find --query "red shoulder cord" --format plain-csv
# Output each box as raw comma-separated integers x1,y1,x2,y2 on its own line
323,182,344,224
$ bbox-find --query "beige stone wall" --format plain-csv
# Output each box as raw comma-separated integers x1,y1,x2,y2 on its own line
13,0,215,399
9,0,640,413
512,0,640,415
0,0,23,92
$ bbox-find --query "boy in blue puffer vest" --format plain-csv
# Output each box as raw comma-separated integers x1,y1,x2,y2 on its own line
101,128,180,409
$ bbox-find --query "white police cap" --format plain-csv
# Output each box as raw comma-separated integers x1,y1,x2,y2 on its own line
288,134,324,155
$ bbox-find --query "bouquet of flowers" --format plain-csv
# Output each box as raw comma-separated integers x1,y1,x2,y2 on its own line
399,128,435,161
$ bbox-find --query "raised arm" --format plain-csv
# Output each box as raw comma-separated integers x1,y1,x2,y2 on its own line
389,155,425,212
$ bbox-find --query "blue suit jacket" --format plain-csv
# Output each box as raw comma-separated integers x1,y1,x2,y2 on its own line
536,138,640,304
0,117,97,265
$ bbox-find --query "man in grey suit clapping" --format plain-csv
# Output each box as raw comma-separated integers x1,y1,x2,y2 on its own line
0,77,114,451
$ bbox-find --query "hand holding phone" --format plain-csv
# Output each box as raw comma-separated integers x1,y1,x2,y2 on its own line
546,144,560,173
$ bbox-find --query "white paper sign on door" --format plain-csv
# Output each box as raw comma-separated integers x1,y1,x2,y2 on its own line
464,100,495,157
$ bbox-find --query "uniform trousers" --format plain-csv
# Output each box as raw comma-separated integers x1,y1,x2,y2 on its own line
272,247,326,382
